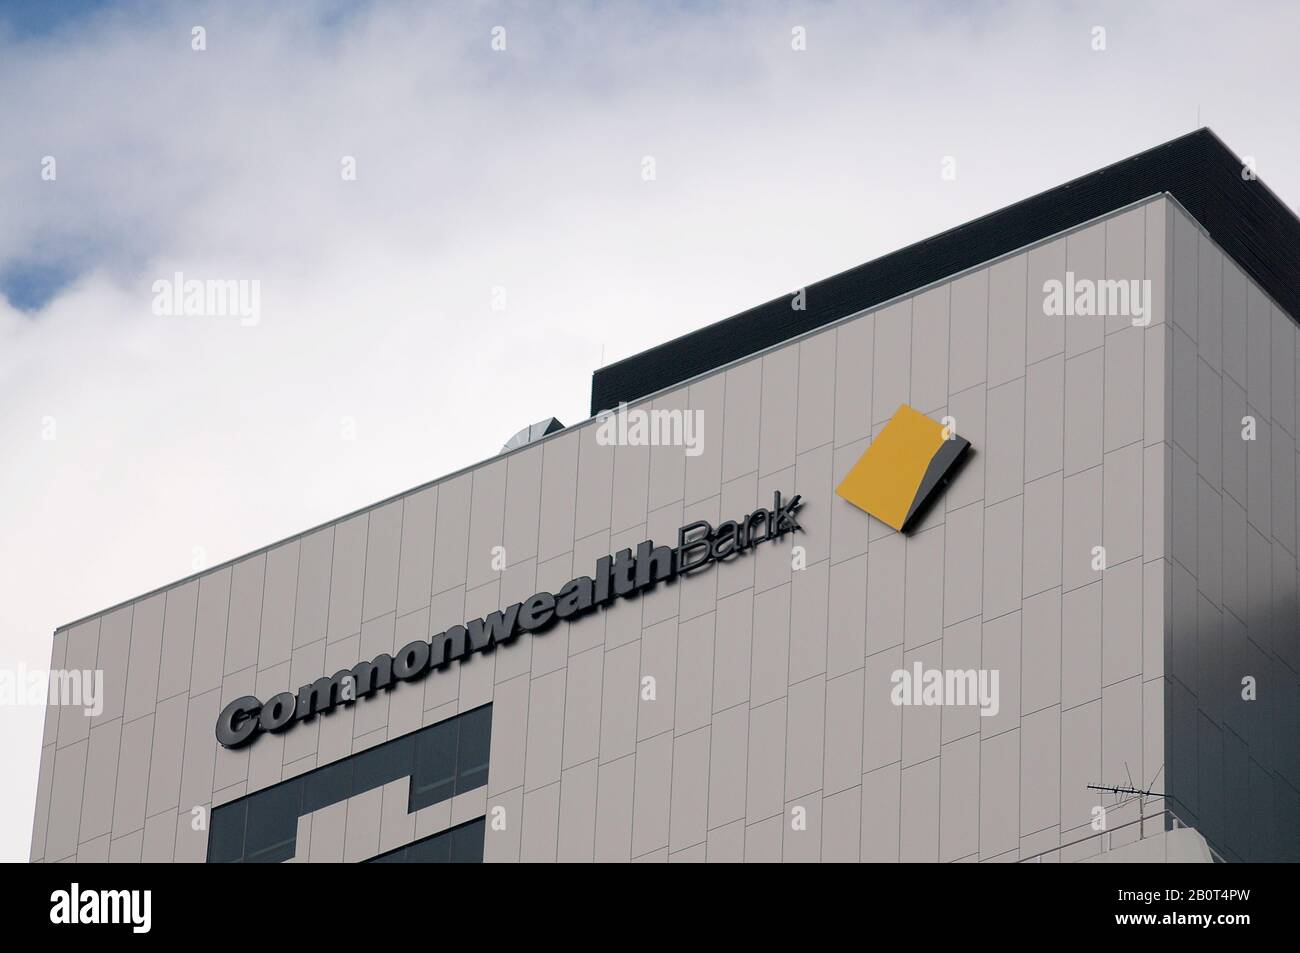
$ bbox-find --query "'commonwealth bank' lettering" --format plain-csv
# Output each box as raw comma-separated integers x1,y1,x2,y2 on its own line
216,492,803,748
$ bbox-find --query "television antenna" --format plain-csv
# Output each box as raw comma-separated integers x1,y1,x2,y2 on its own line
1087,763,1166,811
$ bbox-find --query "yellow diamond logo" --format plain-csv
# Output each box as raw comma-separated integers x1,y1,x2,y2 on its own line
835,405,971,533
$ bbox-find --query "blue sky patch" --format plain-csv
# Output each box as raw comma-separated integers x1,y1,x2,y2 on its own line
0,257,82,312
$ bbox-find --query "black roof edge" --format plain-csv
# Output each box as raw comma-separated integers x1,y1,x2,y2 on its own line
590,128,1300,416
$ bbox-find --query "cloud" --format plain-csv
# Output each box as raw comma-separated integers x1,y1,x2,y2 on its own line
2,0,1299,861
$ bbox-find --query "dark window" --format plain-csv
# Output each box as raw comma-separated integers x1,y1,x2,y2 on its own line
206,704,491,863
406,831,453,863
244,783,301,863
207,800,247,863
365,817,485,864
455,706,492,795
410,719,457,811
302,758,352,814
450,817,486,862
354,734,413,795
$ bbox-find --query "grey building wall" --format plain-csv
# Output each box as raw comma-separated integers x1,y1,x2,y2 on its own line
1163,202,1300,862
31,194,1290,863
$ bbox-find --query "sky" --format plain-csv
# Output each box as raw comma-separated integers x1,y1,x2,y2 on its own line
2,0,1298,863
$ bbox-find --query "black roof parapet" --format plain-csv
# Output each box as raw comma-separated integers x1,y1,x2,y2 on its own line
590,128,1300,415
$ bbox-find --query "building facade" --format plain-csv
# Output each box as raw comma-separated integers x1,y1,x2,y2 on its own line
29,130,1300,862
